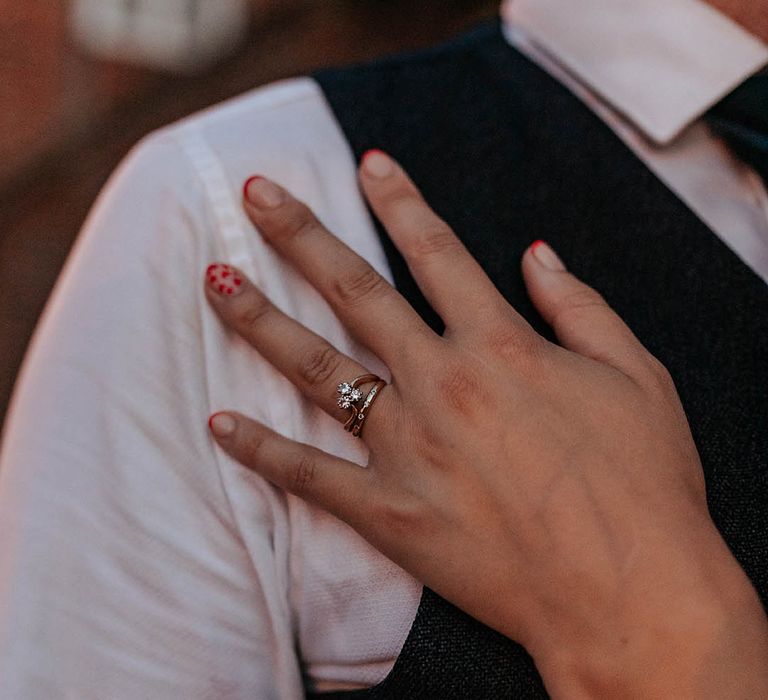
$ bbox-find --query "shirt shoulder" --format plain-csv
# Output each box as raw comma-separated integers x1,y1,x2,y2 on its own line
158,76,347,185
102,77,331,225
122,19,502,208
171,76,324,136
129,75,393,296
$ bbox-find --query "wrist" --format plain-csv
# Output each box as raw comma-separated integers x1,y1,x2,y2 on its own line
529,531,768,699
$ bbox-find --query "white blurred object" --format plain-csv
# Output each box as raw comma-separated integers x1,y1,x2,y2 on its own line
70,0,249,73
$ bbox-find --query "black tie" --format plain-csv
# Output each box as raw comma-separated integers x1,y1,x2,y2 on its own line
707,68,768,185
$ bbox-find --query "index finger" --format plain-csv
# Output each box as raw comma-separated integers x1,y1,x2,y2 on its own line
243,176,436,367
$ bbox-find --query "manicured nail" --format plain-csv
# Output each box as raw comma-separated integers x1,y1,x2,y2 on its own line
206,263,244,297
244,175,284,209
531,240,566,272
243,175,262,200
209,412,237,437
362,149,395,178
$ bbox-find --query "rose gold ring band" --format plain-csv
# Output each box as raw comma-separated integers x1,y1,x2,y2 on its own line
350,380,387,438
336,374,387,438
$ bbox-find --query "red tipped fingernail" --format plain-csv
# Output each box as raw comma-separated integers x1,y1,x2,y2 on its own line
209,412,236,437
243,175,263,201
206,263,245,297
361,149,394,178
362,148,385,160
243,175,284,209
530,240,566,272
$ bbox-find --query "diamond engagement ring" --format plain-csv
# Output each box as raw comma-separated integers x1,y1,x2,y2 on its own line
337,374,386,437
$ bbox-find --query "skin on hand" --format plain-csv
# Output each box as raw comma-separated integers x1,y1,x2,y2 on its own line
203,151,768,698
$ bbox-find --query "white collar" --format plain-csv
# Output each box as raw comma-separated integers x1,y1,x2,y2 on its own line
501,0,768,145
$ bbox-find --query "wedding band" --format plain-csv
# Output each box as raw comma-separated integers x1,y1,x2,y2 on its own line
336,374,386,436
350,380,386,438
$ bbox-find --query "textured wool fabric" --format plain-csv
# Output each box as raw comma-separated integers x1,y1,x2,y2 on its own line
310,19,768,699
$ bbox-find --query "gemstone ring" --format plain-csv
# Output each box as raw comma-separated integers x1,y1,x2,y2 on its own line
337,374,386,437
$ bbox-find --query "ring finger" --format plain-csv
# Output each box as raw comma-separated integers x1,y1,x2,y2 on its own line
204,262,390,427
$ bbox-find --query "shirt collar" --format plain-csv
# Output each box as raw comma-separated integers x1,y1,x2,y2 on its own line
501,0,768,145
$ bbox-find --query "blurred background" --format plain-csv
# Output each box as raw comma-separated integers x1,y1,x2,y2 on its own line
0,0,498,426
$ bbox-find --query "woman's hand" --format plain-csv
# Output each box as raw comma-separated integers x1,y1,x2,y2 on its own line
204,151,768,698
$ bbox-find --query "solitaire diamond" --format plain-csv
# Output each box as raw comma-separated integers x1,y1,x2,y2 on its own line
337,382,363,409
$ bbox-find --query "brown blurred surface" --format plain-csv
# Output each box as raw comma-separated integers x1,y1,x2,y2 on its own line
0,0,498,428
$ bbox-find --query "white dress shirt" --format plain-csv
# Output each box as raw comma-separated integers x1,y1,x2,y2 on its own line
0,1,766,698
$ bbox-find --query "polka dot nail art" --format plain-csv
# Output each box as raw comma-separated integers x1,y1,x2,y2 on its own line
207,263,244,297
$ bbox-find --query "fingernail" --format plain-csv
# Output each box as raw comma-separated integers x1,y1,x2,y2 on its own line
531,240,566,272
209,412,237,437
244,175,284,209
207,263,244,297
362,149,394,178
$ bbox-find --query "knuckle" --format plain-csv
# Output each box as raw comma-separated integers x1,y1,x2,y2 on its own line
483,320,542,362
563,286,607,312
237,291,273,329
550,287,607,329
376,181,414,209
405,223,462,263
242,424,271,459
299,344,344,388
288,454,317,496
331,265,388,307
640,355,676,394
374,494,425,538
435,363,483,417
272,202,320,243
